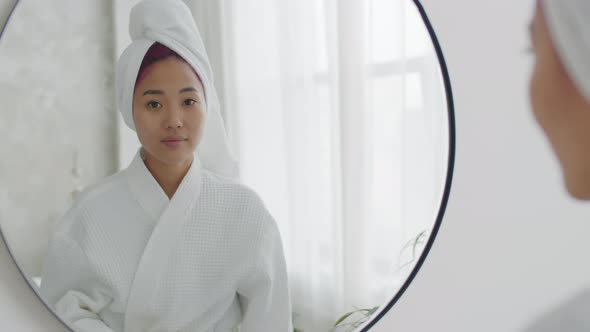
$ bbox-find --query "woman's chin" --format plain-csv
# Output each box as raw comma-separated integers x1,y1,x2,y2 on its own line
564,173,590,201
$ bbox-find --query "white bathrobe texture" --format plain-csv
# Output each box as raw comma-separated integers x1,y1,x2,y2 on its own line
40,0,292,330
40,150,292,332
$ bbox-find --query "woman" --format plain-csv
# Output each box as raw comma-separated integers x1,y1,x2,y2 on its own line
525,0,590,330
39,0,292,331
529,0,590,199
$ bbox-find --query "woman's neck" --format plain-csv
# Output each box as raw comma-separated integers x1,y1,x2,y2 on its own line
143,150,193,199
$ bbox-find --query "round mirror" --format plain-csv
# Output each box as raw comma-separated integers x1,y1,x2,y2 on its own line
0,0,454,331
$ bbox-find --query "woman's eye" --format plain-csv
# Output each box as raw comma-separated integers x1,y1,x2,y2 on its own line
184,99,197,106
147,101,161,109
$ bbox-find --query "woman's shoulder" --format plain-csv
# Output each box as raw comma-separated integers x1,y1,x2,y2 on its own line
201,171,274,225
77,170,128,201
523,288,590,332
201,170,263,203
53,170,129,234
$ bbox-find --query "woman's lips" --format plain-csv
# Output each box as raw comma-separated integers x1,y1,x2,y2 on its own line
162,138,187,148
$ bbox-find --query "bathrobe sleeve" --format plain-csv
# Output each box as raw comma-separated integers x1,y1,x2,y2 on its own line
40,232,115,332
236,199,293,332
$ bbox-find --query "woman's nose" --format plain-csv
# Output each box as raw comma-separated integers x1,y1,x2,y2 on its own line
165,107,183,128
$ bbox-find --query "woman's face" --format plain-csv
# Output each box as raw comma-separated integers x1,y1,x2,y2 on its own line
133,56,206,167
529,3,590,199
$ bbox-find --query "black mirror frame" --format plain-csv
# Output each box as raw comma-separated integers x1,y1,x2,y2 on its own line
0,1,455,331
360,0,455,330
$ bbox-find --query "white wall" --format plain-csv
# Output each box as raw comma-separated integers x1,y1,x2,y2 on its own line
2,0,590,331
0,0,117,278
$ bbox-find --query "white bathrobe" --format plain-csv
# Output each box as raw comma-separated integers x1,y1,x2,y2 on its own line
39,149,293,332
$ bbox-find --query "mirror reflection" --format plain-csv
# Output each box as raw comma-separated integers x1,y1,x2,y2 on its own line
0,0,450,331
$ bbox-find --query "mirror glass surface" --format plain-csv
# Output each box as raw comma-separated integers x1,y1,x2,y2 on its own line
0,0,452,331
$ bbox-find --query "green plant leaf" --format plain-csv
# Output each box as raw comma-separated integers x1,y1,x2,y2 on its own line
332,305,381,332
333,311,357,327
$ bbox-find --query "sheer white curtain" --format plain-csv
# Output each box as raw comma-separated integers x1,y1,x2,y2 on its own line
151,0,447,330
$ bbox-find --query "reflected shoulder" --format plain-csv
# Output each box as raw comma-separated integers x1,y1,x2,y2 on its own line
52,170,128,234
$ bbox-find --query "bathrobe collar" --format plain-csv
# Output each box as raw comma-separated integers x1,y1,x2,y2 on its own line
124,147,205,331
125,148,203,221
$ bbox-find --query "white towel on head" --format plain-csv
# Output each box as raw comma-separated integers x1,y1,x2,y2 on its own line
115,0,239,179
542,0,590,104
